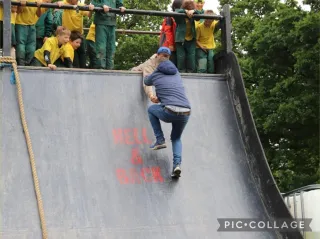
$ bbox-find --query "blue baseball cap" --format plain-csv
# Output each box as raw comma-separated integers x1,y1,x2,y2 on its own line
157,47,171,56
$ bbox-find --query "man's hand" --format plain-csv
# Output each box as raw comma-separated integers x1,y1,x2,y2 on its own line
48,64,57,70
103,5,110,12
149,95,160,103
119,7,126,12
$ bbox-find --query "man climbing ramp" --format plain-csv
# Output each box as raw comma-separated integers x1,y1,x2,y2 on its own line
143,47,191,178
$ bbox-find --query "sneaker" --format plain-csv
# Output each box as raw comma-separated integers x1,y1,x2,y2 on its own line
150,140,167,150
171,165,181,178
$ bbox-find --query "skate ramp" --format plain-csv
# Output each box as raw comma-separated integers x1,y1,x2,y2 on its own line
0,65,301,238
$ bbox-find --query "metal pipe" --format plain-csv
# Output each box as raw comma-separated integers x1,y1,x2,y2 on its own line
83,28,160,35
286,195,291,209
5,1,223,20
293,193,297,219
115,29,160,35
221,4,232,53
2,0,11,56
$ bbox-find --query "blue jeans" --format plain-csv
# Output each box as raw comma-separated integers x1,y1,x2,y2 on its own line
147,104,190,167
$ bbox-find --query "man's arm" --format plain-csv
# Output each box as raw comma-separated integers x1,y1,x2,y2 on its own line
143,68,159,86
143,74,153,86
143,69,160,103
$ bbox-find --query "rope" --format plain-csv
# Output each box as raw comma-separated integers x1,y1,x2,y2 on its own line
0,57,48,239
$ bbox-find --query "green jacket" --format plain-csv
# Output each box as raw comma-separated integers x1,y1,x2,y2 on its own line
52,10,63,31
35,9,53,39
91,0,124,26
173,9,201,43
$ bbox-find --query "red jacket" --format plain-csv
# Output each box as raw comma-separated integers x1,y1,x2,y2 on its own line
159,17,177,52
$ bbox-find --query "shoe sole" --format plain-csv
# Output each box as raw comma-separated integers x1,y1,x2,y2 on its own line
171,168,181,178
151,145,167,150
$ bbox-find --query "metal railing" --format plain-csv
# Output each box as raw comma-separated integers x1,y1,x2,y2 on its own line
282,184,320,239
7,1,224,20
0,1,232,58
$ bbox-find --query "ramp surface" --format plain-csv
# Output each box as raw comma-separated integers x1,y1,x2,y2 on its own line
1,68,281,238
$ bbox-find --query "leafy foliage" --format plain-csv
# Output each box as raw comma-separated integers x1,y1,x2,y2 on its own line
112,0,171,70
220,0,319,191
114,34,159,70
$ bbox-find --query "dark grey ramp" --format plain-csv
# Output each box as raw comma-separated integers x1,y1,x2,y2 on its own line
0,66,299,239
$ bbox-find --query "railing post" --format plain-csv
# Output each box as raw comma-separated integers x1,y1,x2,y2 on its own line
221,4,232,53
3,0,12,56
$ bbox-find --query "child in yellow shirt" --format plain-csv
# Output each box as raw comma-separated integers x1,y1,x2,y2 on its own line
85,23,97,69
15,0,42,65
0,1,17,58
30,26,71,70
196,10,219,73
194,0,205,27
57,0,94,68
59,30,83,68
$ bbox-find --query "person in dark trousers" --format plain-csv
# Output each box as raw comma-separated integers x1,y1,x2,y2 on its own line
90,0,126,70
173,0,201,73
144,47,191,178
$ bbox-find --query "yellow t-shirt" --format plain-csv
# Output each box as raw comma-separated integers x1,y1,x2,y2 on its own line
86,23,95,42
62,1,89,34
34,37,64,66
61,42,74,62
0,2,17,24
196,21,218,49
15,0,39,25
185,19,193,41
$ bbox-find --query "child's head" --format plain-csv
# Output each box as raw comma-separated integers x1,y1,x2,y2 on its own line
171,0,183,11
194,0,205,11
69,31,83,50
181,0,195,10
55,26,71,45
204,10,215,27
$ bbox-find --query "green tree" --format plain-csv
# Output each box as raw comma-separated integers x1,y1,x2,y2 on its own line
219,0,279,56
115,34,159,70
226,0,320,191
303,0,320,11
114,0,171,70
